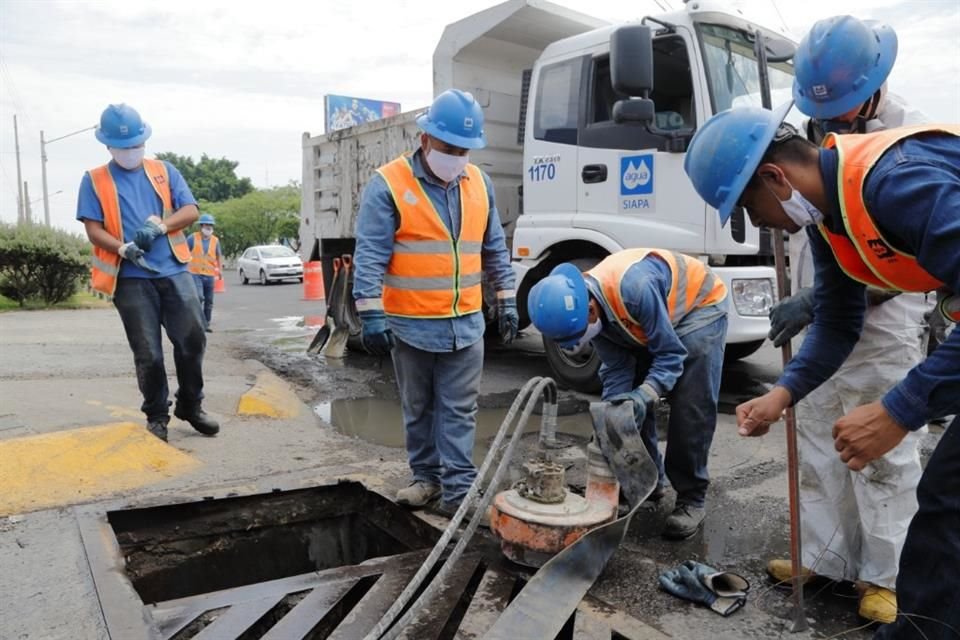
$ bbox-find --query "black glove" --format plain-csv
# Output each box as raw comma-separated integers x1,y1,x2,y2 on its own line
359,309,395,356
659,560,749,616
768,287,815,347
497,295,519,344
118,242,159,273
133,216,167,250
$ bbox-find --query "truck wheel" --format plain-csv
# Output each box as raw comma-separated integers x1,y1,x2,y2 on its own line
724,339,765,362
543,337,602,393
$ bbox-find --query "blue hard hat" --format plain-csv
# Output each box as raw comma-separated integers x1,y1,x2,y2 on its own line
793,16,897,119
416,89,487,150
527,263,590,347
95,104,152,148
684,101,793,226
198,213,215,226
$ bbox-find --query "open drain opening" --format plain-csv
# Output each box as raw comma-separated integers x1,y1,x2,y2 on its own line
108,481,439,603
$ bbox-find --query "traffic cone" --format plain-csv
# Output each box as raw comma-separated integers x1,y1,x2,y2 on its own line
214,271,226,293
303,261,325,301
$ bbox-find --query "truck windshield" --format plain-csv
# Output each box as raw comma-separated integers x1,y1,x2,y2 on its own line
698,23,795,112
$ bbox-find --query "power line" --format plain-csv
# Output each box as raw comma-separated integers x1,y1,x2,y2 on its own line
769,0,789,32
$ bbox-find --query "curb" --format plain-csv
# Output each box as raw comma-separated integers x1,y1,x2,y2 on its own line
237,370,303,419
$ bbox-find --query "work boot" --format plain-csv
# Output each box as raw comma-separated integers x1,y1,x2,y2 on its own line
174,406,220,436
858,585,897,624
205,327,213,333
434,498,490,529
766,558,816,586
663,503,705,540
146,419,168,442
396,481,441,508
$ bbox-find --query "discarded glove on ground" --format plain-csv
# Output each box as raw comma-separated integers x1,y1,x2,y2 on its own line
658,560,750,616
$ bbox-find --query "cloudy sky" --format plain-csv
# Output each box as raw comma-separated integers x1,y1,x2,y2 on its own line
1,0,957,231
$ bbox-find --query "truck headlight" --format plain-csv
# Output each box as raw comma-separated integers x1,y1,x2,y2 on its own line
731,278,774,317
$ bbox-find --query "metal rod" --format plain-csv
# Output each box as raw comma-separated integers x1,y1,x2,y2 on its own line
41,124,95,228
755,28,808,632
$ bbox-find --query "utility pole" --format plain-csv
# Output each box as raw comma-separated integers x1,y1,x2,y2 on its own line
40,130,50,226
23,181,32,225
40,124,96,227
13,115,25,225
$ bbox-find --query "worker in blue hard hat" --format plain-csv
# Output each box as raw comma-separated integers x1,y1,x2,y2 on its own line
187,213,223,332
527,250,729,539
760,15,934,625
352,89,517,520
684,101,959,637
76,104,218,442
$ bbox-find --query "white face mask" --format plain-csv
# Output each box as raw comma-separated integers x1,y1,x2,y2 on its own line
109,146,145,170
425,148,469,182
565,319,603,356
766,178,824,228
201,226,214,237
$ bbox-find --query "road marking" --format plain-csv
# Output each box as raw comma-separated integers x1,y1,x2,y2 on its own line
238,371,302,419
0,422,199,516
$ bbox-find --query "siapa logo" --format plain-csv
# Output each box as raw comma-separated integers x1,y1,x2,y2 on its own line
866,238,895,260
620,155,654,195
463,117,474,130
812,84,829,98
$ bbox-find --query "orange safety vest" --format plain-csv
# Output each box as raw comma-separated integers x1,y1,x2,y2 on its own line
188,232,220,277
818,125,960,293
587,249,728,347
87,158,191,296
377,155,489,318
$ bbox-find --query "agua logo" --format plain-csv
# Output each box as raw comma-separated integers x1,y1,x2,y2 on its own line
620,155,654,196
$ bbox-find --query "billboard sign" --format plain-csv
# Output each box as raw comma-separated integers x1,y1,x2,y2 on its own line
324,95,401,132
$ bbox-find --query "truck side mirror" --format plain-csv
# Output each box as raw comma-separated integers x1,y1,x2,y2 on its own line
610,24,655,125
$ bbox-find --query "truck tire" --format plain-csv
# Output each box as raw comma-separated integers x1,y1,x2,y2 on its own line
543,337,602,393
724,339,765,362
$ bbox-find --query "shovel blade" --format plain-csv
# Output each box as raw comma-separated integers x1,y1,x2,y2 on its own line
307,324,331,354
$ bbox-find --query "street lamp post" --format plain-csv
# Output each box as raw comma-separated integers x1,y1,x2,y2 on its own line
41,125,96,227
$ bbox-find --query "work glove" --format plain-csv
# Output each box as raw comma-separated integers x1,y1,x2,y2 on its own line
118,242,159,273
768,286,815,348
359,309,395,356
133,216,167,251
608,383,659,426
658,560,749,617
497,294,519,344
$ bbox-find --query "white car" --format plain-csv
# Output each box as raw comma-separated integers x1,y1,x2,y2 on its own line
237,245,304,285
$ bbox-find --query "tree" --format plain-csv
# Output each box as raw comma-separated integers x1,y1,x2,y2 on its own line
155,152,254,202
202,185,301,258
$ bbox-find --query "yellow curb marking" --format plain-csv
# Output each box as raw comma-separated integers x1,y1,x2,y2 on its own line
237,371,302,419
0,422,200,517
84,399,142,418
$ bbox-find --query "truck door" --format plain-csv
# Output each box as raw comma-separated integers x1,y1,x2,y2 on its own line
575,31,706,254
522,56,588,221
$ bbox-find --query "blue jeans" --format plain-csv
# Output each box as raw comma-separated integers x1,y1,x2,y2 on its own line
391,338,483,504
192,274,215,327
113,272,207,422
636,314,727,508
874,415,960,640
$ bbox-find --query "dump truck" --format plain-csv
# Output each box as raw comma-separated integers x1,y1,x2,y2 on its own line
300,0,798,391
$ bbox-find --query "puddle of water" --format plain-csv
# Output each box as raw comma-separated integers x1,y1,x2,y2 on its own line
314,397,595,463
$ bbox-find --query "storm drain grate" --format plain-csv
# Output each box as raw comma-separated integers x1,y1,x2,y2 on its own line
76,480,665,640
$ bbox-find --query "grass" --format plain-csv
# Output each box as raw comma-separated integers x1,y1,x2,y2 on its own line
0,290,112,312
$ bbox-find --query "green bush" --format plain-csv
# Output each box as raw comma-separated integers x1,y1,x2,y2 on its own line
0,223,90,307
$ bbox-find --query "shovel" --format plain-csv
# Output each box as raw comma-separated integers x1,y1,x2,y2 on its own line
306,257,342,355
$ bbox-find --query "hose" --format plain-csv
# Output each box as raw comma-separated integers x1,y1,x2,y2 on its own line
364,376,558,640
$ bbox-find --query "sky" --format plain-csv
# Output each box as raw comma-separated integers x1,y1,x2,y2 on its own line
1,0,958,232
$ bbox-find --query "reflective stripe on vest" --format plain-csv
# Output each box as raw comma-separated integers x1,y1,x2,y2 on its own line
818,125,960,292
587,249,727,347
86,159,191,296
188,232,219,276
377,155,489,318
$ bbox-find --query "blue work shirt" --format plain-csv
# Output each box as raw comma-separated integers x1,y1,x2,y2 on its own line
778,132,960,429
186,234,224,262
76,160,197,279
353,150,515,353
588,255,728,399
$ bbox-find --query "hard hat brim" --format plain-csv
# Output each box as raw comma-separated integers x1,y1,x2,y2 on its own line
716,101,794,226
417,113,487,150
793,22,897,119
96,122,152,149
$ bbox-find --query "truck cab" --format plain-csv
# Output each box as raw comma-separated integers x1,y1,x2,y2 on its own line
511,1,797,389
